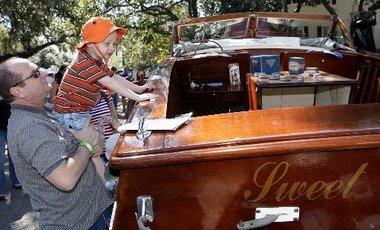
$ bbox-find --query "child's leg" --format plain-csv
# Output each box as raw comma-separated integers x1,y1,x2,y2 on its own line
52,111,90,132
92,156,106,183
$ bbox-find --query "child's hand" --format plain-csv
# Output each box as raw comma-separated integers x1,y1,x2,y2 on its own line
110,117,121,130
142,82,155,92
138,93,158,102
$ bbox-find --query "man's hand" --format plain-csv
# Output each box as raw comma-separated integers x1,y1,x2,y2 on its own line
68,120,104,157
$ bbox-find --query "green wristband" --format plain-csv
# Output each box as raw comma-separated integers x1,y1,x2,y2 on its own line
79,140,95,156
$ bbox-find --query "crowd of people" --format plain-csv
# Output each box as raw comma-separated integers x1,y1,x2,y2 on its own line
0,16,157,229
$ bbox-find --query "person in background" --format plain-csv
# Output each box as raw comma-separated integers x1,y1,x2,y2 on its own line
137,68,146,85
0,57,113,229
45,70,58,110
120,65,133,81
0,95,21,201
110,66,119,109
90,88,120,163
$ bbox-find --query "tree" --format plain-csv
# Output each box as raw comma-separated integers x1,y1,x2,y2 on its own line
290,0,338,15
0,0,87,62
199,0,283,15
29,46,72,69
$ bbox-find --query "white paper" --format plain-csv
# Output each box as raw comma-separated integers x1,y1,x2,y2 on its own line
117,112,192,132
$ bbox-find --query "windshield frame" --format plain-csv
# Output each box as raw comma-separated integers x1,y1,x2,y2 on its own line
173,12,354,48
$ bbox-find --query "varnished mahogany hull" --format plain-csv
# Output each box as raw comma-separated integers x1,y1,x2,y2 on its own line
110,17,380,227
113,147,379,229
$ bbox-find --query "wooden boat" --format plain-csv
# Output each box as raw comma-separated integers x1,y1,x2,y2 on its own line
109,12,380,229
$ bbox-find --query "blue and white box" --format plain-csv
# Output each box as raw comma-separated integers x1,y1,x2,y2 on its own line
288,57,305,75
250,56,262,73
250,55,280,74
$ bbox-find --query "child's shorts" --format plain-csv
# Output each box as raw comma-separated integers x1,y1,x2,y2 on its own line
52,111,90,132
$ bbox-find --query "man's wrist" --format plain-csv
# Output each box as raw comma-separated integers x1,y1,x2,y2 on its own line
79,140,95,156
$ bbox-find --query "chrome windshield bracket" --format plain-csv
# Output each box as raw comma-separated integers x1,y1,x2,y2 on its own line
136,116,152,143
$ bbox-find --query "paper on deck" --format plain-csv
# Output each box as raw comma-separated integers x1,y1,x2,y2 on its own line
117,112,193,132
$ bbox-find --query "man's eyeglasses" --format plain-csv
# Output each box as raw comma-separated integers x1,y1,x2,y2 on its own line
12,67,41,87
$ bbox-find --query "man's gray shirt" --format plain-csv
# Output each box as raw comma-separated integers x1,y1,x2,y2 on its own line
7,105,113,229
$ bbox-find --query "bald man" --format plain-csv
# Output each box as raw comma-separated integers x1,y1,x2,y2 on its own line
0,57,114,229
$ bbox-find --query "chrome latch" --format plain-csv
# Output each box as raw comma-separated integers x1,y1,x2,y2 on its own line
237,206,300,229
135,195,154,230
136,116,152,142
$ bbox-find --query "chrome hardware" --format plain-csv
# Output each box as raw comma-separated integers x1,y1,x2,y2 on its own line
135,195,154,230
194,39,224,55
237,206,300,229
136,116,152,142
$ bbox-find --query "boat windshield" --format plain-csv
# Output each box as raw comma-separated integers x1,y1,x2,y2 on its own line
173,13,353,57
178,17,249,42
256,16,345,44
175,13,349,45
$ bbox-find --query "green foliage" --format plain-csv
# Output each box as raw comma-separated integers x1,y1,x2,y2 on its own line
0,0,81,51
29,46,72,69
199,0,283,15
120,30,171,70
0,25,11,51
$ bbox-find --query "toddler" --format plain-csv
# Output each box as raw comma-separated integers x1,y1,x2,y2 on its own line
53,16,157,183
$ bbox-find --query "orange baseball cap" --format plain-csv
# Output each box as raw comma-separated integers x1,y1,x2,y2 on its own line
76,16,126,49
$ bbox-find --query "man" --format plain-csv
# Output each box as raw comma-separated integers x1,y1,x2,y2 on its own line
0,57,114,229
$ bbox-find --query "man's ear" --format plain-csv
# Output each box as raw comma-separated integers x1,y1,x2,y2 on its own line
9,86,25,99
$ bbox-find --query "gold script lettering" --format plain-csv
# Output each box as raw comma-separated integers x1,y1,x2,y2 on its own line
244,162,288,202
324,181,343,199
288,181,308,201
244,162,368,202
342,163,367,198
275,182,289,201
306,181,326,200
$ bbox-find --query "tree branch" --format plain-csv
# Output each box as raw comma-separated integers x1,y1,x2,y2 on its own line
187,0,198,18
321,0,337,16
282,0,288,12
140,4,179,21
0,37,67,63
294,0,305,13
124,24,171,36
